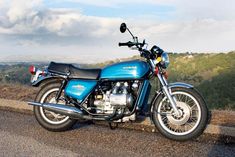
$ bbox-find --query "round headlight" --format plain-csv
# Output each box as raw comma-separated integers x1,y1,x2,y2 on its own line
151,45,164,55
160,52,170,69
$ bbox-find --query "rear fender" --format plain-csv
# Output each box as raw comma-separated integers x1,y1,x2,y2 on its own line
32,75,64,87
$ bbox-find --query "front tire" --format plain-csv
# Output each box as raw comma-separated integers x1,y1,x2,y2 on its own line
34,82,77,131
152,87,208,141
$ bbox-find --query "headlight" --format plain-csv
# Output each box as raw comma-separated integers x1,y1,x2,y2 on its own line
160,52,170,69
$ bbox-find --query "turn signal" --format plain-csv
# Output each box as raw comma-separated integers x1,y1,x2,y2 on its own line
154,67,159,75
163,71,168,79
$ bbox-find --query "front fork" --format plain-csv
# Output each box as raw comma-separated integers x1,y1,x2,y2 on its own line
157,73,180,116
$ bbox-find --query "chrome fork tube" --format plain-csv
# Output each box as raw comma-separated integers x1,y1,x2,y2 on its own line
157,73,180,116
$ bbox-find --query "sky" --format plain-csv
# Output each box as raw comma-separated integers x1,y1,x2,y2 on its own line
0,0,234,63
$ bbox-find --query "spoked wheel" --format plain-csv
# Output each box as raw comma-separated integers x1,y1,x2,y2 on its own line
39,91,69,125
34,82,77,131
152,87,208,141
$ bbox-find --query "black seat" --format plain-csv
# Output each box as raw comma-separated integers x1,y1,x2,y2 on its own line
48,62,101,80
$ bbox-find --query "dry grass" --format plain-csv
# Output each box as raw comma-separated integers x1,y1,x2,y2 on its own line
0,83,38,101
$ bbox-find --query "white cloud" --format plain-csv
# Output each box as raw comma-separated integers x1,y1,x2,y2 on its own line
0,0,234,62
174,0,235,21
7,0,42,23
0,2,122,38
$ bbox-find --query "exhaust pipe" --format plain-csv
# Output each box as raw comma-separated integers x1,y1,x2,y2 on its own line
28,101,91,120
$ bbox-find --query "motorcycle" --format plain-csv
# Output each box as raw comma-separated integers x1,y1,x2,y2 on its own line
28,23,208,141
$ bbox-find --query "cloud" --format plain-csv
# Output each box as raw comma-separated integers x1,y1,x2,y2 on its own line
174,0,235,21
0,0,234,63
0,2,121,37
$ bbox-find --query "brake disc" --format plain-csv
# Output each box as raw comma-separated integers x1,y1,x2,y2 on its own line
167,102,191,125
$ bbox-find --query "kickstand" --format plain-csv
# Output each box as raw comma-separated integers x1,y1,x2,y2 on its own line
108,122,118,130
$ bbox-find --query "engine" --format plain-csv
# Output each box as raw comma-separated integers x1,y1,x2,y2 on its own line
90,81,138,115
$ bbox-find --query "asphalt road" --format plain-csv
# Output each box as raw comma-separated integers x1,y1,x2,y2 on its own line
0,110,234,157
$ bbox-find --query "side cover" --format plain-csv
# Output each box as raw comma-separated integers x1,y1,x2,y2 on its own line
65,79,97,102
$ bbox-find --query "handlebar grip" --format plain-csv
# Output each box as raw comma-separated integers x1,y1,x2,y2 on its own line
119,42,129,47
119,41,135,47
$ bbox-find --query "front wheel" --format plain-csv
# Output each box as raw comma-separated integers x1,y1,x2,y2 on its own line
152,87,208,141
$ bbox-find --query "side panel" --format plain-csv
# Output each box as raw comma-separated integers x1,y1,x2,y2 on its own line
65,79,97,102
100,60,150,79
136,80,151,110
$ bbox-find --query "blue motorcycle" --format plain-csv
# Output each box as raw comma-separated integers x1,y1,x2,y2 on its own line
28,23,208,141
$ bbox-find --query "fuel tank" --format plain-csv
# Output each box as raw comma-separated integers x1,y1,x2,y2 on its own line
100,60,150,79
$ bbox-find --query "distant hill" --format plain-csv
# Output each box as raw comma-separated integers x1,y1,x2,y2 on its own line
0,51,234,110
167,52,235,110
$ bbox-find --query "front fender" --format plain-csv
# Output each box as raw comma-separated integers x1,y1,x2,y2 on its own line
32,75,64,87
168,82,193,89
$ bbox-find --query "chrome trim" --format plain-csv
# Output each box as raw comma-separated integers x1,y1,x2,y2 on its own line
149,59,156,72
157,73,180,116
28,102,85,119
31,69,43,83
168,82,194,89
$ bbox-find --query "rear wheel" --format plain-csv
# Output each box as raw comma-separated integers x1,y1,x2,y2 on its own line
34,82,77,131
152,87,208,141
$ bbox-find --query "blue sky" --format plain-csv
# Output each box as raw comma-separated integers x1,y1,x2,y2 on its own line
0,0,234,63
45,1,175,20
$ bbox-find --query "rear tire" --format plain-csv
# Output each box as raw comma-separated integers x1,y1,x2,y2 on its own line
152,87,208,141
34,82,77,131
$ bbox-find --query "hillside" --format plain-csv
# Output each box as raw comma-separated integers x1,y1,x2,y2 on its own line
0,52,234,110
168,52,235,110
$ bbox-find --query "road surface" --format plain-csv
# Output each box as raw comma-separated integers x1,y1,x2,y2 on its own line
0,110,234,157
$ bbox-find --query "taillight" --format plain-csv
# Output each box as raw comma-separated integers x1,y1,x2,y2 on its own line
29,65,36,75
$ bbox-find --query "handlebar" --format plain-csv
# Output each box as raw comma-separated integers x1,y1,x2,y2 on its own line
119,41,145,47
119,40,161,61
118,41,135,47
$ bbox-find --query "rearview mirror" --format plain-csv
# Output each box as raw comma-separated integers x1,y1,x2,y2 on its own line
120,23,127,33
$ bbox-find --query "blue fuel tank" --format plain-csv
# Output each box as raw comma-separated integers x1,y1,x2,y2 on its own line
100,60,150,79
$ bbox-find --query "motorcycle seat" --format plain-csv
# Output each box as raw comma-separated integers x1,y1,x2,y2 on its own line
48,62,101,80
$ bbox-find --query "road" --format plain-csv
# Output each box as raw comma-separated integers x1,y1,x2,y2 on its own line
0,110,234,157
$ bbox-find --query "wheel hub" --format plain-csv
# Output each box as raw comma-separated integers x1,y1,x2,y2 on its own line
47,98,66,119
167,102,191,125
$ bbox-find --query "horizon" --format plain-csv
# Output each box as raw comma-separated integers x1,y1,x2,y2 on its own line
0,51,234,64
0,0,235,63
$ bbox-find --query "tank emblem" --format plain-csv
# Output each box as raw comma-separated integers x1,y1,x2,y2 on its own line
72,85,85,90
123,66,137,70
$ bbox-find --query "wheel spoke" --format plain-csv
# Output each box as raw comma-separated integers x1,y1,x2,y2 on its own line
162,116,167,122
156,90,202,136
39,89,69,124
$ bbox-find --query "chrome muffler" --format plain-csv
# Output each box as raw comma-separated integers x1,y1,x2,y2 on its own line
28,102,90,119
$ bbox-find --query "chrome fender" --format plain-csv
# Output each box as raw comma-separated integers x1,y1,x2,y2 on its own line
168,82,193,89
31,75,64,87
